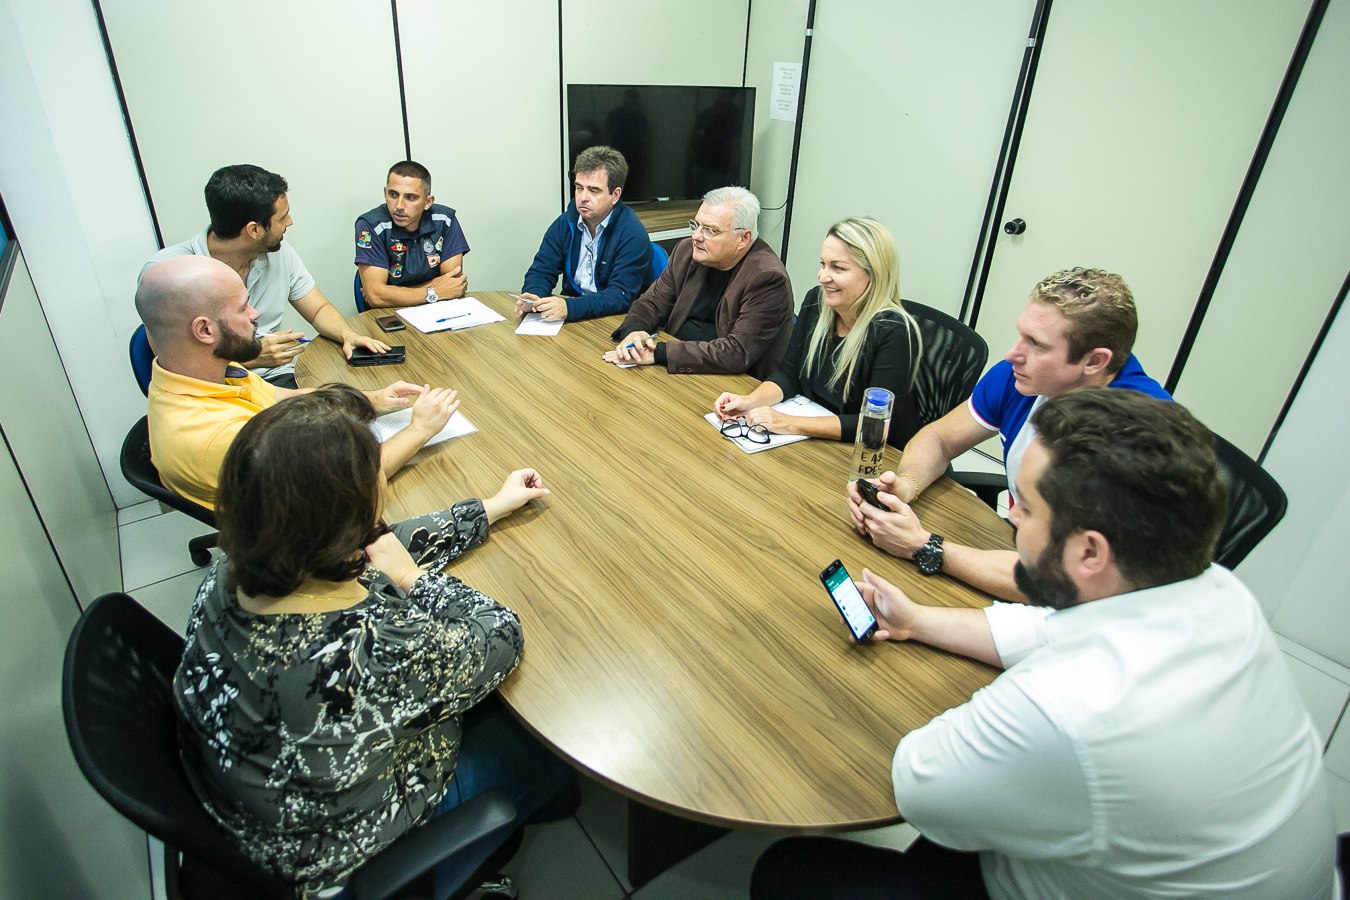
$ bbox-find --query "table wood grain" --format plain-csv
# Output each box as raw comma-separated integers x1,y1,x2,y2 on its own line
297,292,1013,832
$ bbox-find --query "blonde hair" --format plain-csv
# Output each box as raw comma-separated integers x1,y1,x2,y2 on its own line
802,217,921,397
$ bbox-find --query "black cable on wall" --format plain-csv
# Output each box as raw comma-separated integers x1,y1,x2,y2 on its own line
777,0,817,264
390,0,413,160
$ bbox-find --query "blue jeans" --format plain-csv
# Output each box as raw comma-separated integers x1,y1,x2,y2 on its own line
431,697,579,896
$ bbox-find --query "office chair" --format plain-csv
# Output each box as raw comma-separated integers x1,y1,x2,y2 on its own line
355,271,369,312
63,592,524,900
650,242,670,281
1212,433,1287,570
120,417,218,568
900,300,1003,507
130,324,154,396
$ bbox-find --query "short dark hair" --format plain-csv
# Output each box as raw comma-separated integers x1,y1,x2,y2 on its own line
574,145,628,192
1030,268,1137,375
205,164,288,239
387,160,432,194
216,385,384,598
1031,388,1226,591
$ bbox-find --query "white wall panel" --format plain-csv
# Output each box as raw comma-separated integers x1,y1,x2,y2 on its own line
784,0,1035,314
0,0,160,507
1175,0,1350,457
398,0,562,293
563,0,748,87
745,0,810,252
99,0,407,313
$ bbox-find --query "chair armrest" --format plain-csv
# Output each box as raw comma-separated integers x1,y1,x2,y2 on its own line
342,790,518,900
951,470,1007,511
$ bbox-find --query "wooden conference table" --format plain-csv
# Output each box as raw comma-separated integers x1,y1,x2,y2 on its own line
298,291,1013,878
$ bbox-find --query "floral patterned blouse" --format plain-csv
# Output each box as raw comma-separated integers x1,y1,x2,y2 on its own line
173,501,522,893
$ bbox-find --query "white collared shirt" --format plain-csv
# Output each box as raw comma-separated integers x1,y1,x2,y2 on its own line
893,566,1337,899
573,209,614,294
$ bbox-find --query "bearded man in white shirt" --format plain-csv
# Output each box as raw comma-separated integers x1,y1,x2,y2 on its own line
752,388,1337,900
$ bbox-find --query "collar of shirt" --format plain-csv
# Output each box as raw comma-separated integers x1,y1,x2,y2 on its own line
575,207,615,242
150,358,272,399
196,224,271,290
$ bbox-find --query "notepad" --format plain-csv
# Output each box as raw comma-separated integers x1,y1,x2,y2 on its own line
515,313,564,336
705,394,833,454
397,298,506,333
370,409,476,448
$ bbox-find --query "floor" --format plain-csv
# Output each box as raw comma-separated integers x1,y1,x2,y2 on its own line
118,447,1350,898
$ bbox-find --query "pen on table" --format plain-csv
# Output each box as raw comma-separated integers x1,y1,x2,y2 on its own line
435,312,471,324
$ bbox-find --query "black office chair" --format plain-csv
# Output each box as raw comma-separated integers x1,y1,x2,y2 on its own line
120,416,218,568
63,592,523,900
1212,433,1287,570
900,301,1004,506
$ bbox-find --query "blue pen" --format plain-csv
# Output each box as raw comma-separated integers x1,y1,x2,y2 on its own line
435,312,471,324
624,330,659,350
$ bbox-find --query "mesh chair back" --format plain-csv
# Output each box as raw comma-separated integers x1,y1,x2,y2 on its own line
903,300,990,427
1212,434,1287,570
130,325,154,396
62,593,288,898
119,416,218,527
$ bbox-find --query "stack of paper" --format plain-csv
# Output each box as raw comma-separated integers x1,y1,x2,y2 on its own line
705,394,833,454
370,408,476,448
515,313,564,336
397,297,506,333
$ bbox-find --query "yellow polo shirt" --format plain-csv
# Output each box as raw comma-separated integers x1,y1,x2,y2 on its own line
147,360,277,510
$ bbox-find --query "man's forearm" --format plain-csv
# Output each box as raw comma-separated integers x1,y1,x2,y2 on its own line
896,426,957,496
942,544,1026,604
309,303,353,343
365,281,433,309
909,603,1003,668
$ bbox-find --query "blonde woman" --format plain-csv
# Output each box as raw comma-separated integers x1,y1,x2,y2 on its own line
713,217,921,446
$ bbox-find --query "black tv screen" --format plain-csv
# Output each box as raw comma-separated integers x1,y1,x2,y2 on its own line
566,84,755,203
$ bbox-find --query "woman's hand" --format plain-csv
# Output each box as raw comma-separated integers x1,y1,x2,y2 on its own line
712,392,755,421
744,406,795,435
365,531,424,592
483,468,550,522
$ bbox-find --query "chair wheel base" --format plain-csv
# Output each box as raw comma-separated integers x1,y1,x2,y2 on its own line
464,875,517,900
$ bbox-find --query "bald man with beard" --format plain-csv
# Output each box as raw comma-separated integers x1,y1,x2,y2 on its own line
137,256,460,509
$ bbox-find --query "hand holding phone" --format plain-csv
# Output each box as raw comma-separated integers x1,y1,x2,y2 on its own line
856,478,888,510
820,559,878,643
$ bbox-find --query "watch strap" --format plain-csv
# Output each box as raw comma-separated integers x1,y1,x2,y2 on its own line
915,533,945,576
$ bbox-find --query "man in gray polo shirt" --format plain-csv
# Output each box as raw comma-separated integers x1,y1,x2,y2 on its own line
141,164,388,388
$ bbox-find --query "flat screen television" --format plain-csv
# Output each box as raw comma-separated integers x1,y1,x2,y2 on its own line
566,84,755,203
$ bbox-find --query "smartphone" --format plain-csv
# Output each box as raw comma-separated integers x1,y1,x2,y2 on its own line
516,295,536,311
375,315,406,332
856,478,887,510
819,559,878,643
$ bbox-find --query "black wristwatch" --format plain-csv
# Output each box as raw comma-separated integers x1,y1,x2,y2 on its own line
913,533,945,576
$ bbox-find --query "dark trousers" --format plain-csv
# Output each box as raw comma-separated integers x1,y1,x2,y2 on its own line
751,836,989,900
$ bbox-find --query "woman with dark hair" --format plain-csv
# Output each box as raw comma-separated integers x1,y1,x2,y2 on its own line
173,384,573,896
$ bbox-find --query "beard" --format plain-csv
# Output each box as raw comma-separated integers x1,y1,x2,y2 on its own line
213,320,263,363
1013,535,1080,610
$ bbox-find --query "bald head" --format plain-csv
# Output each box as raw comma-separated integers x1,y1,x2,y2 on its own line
136,256,244,340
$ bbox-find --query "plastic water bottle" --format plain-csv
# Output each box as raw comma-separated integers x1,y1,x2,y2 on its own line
848,388,894,482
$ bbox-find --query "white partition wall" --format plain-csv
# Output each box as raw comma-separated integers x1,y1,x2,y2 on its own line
970,1,1310,377
563,0,749,86
398,0,562,293
99,0,408,313
783,0,1036,314
1174,0,1350,457
745,0,809,252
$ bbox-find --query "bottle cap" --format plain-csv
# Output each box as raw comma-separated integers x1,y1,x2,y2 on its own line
864,387,894,413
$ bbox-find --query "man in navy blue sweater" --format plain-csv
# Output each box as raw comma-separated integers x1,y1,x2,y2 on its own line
518,146,654,322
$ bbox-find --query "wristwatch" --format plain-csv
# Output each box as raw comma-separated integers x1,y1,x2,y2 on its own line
913,533,945,576
425,286,439,304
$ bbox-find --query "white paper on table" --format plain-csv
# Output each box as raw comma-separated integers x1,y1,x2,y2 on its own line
705,394,833,454
397,297,506,333
515,313,564,336
370,409,476,447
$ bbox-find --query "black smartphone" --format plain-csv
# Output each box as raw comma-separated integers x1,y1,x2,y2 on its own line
856,478,887,510
375,314,406,332
819,559,878,643
349,345,406,367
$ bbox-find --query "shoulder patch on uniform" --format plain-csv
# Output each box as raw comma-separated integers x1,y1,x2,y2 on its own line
356,229,372,248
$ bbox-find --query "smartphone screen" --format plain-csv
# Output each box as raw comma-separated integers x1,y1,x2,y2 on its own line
820,560,878,643
376,315,406,332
